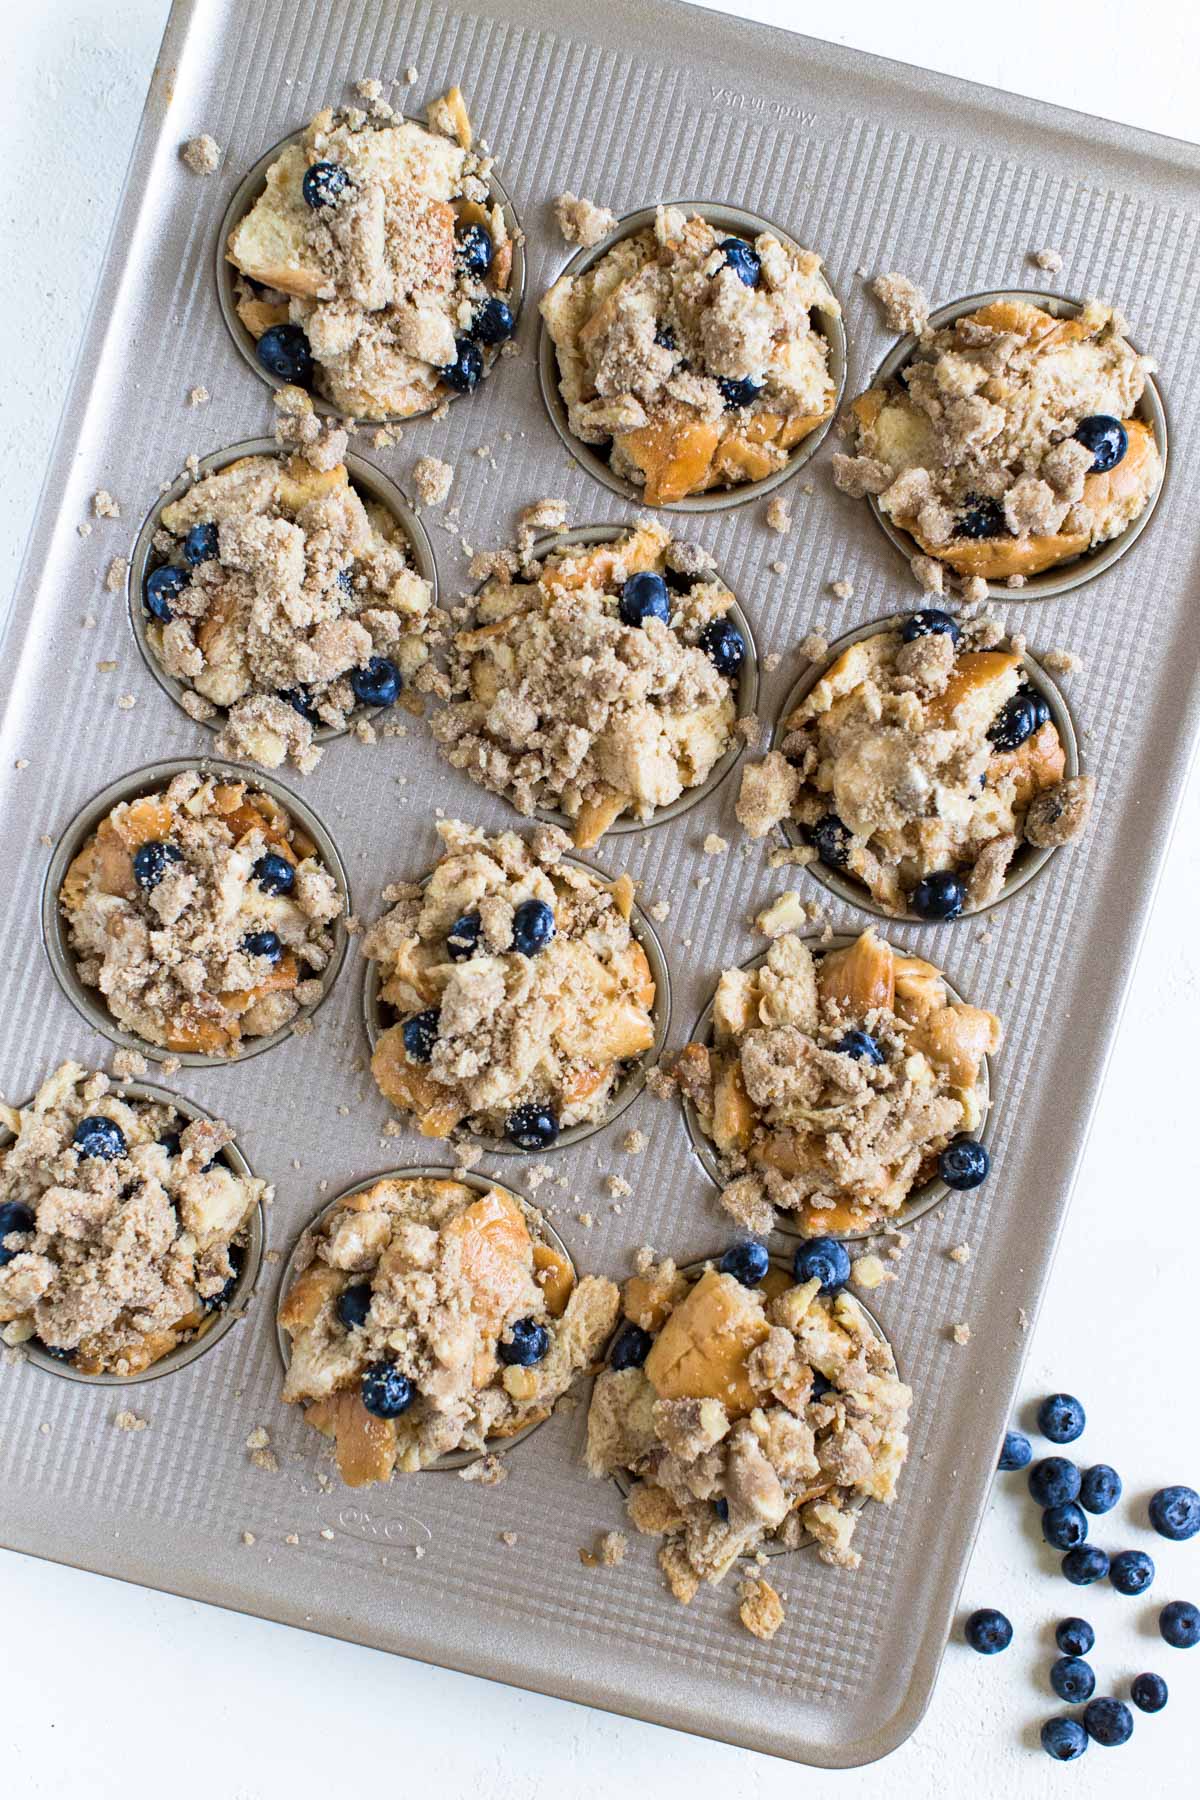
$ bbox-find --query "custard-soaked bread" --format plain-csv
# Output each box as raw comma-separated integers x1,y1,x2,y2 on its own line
280,1175,619,1483
679,929,999,1235
587,1256,911,1597
0,1062,265,1373
363,820,658,1145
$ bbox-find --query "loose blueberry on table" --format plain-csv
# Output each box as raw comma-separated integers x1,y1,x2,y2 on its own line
1159,1600,1200,1649
1029,1457,1081,1507
1062,1545,1110,1586
1079,1463,1122,1514
1038,1392,1086,1443
965,1608,1012,1654
1055,1618,1094,1657
1050,1655,1095,1704
1109,1549,1155,1596
998,1430,1032,1472
1149,1484,1200,1541
1083,1697,1133,1747
1040,1717,1089,1761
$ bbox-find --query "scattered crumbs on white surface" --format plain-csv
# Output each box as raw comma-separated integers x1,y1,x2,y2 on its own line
161,1056,181,1076
703,833,728,856
320,1528,335,1541
241,1531,256,1546
576,1210,596,1228
77,521,92,538
1045,647,1082,675
92,490,120,519
97,659,117,673
763,650,782,672
648,899,670,922
1017,1307,1030,1331
799,632,829,662
245,1427,271,1452
284,1533,300,1546
403,64,418,83
412,454,454,505
1031,246,1064,272
948,1242,972,1265
13,757,28,770
753,890,806,938
458,1454,506,1486
38,1423,51,1436
187,385,209,406
622,1129,647,1155
112,1410,149,1433
116,693,136,710
82,614,96,628
829,578,854,600
499,1530,518,1547
765,496,791,534
950,1322,971,1345
606,1175,631,1200
580,1529,627,1568
180,134,222,175
769,559,786,575
850,1253,892,1290
110,1048,146,1079
104,557,128,592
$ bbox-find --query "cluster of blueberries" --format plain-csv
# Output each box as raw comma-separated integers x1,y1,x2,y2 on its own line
799,608,1054,922
616,567,746,679
131,837,296,974
963,1390,1199,1760
649,236,770,414
252,160,516,399
948,416,1129,546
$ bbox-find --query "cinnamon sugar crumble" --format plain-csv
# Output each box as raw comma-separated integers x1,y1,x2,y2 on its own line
412,455,454,506
180,134,222,176
870,272,930,337
738,1577,785,1640
555,192,618,248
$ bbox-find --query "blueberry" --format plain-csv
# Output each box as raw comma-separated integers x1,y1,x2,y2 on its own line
1018,682,1052,730
619,570,670,628
447,912,482,961
999,1430,1033,1471
157,1131,182,1158
713,1496,729,1521
1051,1656,1095,1704
1083,1697,1133,1747
498,1316,550,1366
1063,1546,1110,1586
810,1369,832,1399
1109,1550,1155,1596
698,617,746,677
132,839,183,891
609,1321,652,1369
1039,1393,1086,1444
350,656,400,709
471,297,515,345
336,1281,372,1331
144,563,189,622
0,1201,35,1266
938,1137,990,1189
456,222,493,277
1040,1717,1088,1762
1079,1465,1122,1515
965,1608,1012,1654
1159,1600,1200,1649
402,1009,439,1062
38,1342,76,1363
1056,1618,1095,1657
810,814,851,869
256,323,313,386
241,929,282,966
302,160,349,209
1043,1503,1089,1551
73,1116,127,1161
183,522,219,566
336,566,355,596
834,1029,884,1065
911,871,966,921
716,375,763,410
252,851,295,896
439,337,484,393
505,1104,558,1151
279,686,320,728
955,494,1007,540
511,898,555,957
988,693,1040,752
654,323,676,350
202,1253,241,1312
718,238,761,287
1149,1485,1200,1541
793,1236,850,1293
1029,1457,1081,1508
1074,414,1127,474
901,609,960,645
1130,1672,1168,1713
360,1359,414,1419
719,1241,770,1287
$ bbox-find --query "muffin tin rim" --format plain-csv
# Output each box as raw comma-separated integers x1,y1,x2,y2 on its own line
213,111,528,424
3,1076,265,1386
536,197,848,513
273,1164,580,1470
40,756,354,1069
360,848,672,1155
769,611,1083,924
859,286,1169,601
679,932,996,1241
125,434,440,748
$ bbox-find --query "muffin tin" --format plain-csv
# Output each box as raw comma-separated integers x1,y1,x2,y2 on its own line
1,0,1198,1772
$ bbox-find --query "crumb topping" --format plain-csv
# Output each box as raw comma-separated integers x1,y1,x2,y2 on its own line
59,771,344,1055
0,1062,264,1372
279,1174,619,1481
364,820,658,1141
181,134,222,176
555,192,618,248
431,519,742,847
541,207,839,503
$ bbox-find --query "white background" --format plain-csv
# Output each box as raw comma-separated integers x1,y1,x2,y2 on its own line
1,4,1198,1796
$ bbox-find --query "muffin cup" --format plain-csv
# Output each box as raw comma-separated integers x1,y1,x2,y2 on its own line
127,437,439,745
861,289,1168,599
537,201,847,513
681,935,995,1240
4,1078,265,1385
41,758,352,1068
215,117,526,422
603,1252,898,1554
361,853,671,1154
275,1167,578,1470
771,614,1082,923
467,523,759,840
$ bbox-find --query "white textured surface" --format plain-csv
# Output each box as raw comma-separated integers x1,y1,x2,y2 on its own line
1,3,1198,1795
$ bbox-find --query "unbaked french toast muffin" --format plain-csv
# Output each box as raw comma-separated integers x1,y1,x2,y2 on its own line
279,1174,619,1484
59,771,344,1056
586,1249,911,1595
736,613,1093,918
0,1061,265,1374
675,928,999,1236
364,820,659,1150
834,294,1161,584
541,206,839,503
431,519,746,847
226,87,516,417
141,388,433,772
